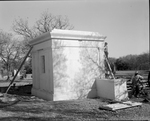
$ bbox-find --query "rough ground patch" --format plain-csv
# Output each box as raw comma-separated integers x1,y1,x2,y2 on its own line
0,95,150,121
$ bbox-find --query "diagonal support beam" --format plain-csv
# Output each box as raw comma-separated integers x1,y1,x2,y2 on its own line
4,46,33,95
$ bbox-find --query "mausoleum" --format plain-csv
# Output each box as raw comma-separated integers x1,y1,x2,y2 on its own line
29,29,128,101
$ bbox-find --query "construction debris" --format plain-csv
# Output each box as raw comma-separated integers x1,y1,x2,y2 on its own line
99,101,142,111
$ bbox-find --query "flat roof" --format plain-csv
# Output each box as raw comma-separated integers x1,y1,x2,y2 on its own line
29,29,106,46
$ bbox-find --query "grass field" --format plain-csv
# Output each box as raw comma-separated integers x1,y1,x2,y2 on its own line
0,96,150,121
115,70,149,80
0,71,149,121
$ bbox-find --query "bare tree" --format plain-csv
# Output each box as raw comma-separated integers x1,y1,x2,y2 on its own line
0,31,24,80
13,12,73,41
13,11,74,88
35,12,73,34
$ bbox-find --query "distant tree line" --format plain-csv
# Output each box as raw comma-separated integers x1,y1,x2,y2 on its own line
109,52,150,71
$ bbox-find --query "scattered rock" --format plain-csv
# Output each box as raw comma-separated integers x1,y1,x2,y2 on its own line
0,93,3,97
31,96,35,99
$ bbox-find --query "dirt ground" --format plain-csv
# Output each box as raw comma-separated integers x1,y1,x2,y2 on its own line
0,74,150,121
0,93,150,121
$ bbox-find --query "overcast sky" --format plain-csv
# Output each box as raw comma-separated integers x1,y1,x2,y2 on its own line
0,0,149,58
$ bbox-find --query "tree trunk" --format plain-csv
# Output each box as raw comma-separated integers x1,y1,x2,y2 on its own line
6,75,10,81
6,64,10,81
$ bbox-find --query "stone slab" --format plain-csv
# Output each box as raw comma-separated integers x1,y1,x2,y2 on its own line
99,101,142,111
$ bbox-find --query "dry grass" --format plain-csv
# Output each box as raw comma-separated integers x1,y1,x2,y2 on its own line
0,95,150,121
0,70,149,121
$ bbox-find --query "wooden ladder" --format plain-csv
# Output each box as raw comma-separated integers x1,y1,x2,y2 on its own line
104,54,115,79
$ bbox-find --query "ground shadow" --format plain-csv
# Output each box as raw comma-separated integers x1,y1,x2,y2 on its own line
0,117,71,121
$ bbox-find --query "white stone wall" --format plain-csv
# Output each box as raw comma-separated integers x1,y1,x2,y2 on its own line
96,78,128,101
31,40,54,101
